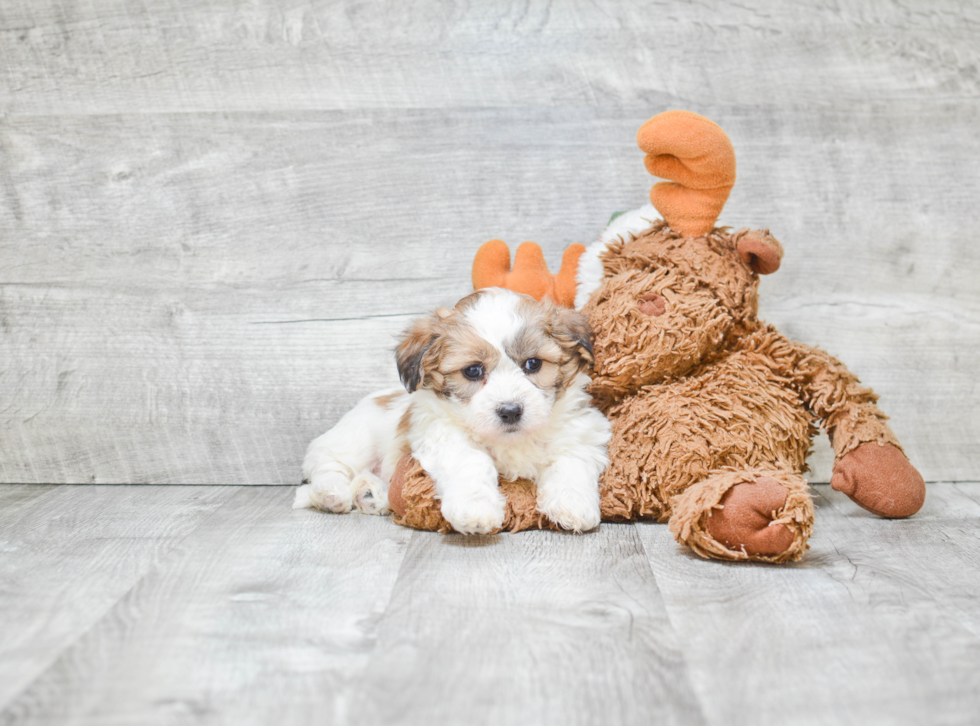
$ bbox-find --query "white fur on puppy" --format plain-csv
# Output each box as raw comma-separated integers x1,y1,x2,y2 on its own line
296,288,611,534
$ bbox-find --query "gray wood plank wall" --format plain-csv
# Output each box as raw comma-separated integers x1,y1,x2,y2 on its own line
1,0,978,484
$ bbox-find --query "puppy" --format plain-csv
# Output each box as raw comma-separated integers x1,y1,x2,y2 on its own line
294,287,611,534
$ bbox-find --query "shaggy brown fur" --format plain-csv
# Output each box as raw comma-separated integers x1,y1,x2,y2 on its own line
388,112,925,563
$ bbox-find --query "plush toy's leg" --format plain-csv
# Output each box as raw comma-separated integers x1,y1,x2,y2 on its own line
389,455,455,533
776,335,926,518
668,470,814,563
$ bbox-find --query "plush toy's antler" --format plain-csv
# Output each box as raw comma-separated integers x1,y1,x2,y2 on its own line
638,110,736,238
472,240,585,308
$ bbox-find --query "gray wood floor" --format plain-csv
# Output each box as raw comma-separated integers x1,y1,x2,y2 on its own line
1,482,978,726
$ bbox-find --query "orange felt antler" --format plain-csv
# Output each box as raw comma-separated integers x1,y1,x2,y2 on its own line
637,110,736,238
472,240,585,308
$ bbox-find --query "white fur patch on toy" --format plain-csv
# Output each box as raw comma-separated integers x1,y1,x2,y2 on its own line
575,203,661,310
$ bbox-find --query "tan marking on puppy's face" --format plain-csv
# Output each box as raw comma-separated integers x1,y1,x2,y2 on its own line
507,296,594,392
395,289,503,400
433,326,501,401
505,324,564,390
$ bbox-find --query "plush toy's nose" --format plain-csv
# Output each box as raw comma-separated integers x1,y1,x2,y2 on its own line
639,292,666,317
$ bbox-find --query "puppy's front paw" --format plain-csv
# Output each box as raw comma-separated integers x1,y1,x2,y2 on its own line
352,472,390,516
306,472,354,513
538,488,601,533
440,488,506,535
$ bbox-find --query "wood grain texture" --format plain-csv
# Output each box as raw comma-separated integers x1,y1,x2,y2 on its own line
637,484,980,726
2,483,978,725
0,485,237,708
0,487,413,725
1,0,978,484
352,525,704,726
1,1,977,114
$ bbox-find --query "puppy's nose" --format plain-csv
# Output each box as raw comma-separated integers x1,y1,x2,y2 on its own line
496,403,523,424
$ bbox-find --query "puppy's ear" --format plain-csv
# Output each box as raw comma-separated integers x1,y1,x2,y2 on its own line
395,309,447,393
552,307,594,371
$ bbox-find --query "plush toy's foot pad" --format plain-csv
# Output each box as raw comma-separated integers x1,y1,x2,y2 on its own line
669,470,814,563
831,443,926,518
706,478,796,556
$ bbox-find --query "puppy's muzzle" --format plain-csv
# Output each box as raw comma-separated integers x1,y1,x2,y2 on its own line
496,402,523,425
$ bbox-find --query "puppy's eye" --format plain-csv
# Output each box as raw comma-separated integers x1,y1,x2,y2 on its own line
522,358,542,374
462,364,485,381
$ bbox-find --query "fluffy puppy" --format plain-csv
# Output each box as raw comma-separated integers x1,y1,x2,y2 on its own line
294,287,611,534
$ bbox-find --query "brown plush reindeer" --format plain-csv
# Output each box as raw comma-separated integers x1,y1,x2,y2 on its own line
390,110,925,563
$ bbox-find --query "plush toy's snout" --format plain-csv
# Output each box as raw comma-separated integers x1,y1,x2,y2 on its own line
638,292,666,316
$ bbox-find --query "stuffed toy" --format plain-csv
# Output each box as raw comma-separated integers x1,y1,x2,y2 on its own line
389,110,926,563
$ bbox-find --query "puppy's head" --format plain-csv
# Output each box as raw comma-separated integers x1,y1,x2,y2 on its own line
396,288,593,441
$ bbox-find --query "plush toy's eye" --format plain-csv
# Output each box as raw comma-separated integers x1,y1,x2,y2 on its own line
522,358,542,374
462,364,485,381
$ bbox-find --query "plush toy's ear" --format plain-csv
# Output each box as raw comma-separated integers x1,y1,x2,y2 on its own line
736,229,783,275
395,311,446,392
637,110,736,238
472,240,585,308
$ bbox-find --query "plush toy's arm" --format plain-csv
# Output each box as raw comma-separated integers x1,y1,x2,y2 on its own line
780,339,899,458
765,332,925,517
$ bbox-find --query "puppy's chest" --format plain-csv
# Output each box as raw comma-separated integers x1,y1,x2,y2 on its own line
483,438,550,482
